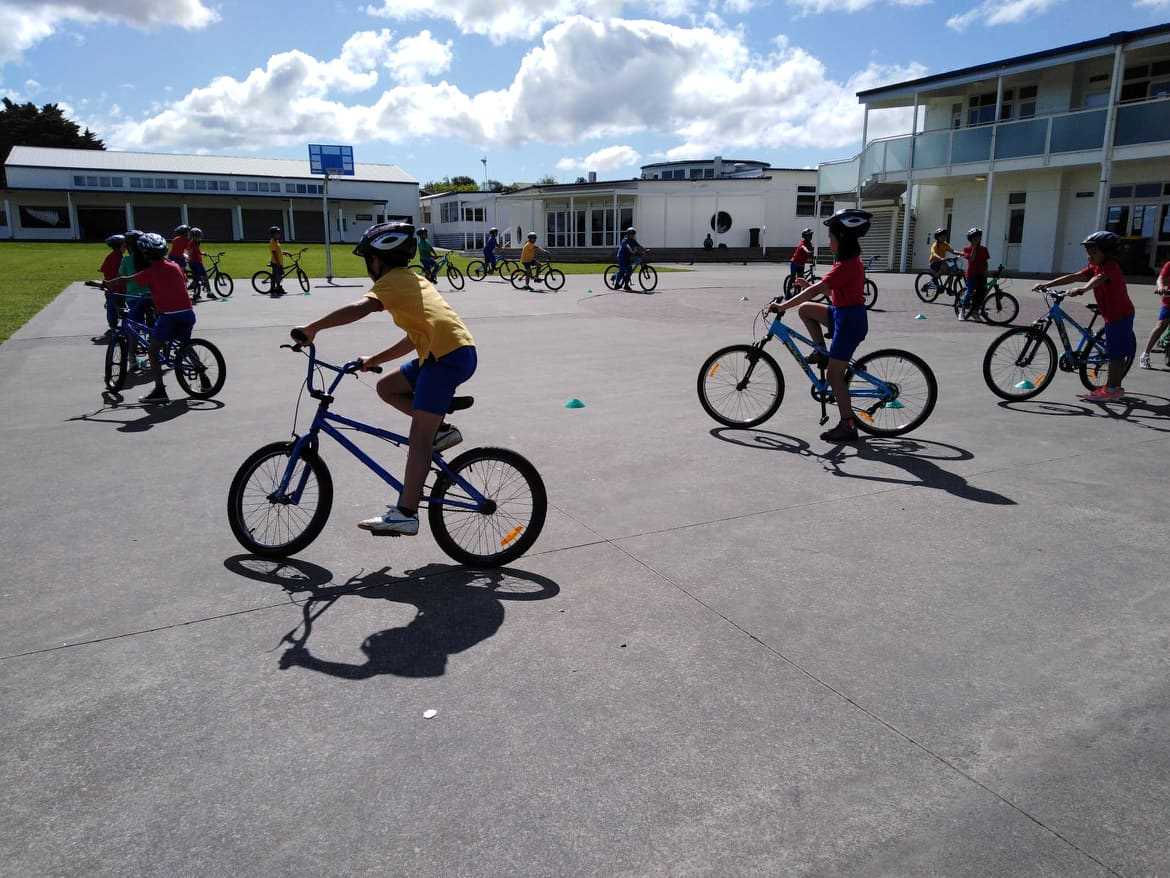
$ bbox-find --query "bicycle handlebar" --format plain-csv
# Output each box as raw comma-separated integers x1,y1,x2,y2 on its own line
282,337,382,374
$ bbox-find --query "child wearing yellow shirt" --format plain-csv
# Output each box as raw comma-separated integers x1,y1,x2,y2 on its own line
520,231,549,290
928,228,957,290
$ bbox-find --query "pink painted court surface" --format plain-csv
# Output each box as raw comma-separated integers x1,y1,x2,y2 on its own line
1,265,1168,875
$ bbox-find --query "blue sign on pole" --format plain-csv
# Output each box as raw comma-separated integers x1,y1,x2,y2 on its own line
308,144,354,176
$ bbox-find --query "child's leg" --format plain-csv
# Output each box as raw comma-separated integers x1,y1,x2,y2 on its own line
1144,310,1170,353
105,292,119,330
400,411,444,514
147,339,167,391
1104,317,1135,389
375,368,416,417
828,359,852,423
797,302,831,349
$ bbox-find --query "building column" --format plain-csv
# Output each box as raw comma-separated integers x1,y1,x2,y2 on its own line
125,202,135,231
898,93,920,271
180,203,189,226
66,191,79,240
713,192,719,245
612,191,618,246
287,200,296,241
979,76,1005,246
232,204,243,241
1096,43,1126,228
3,198,13,238
855,105,869,210
569,195,575,247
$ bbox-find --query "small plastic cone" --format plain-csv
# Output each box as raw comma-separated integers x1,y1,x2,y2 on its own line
1014,379,1036,390
914,313,928,320
884,399,905,409
565,398,586,409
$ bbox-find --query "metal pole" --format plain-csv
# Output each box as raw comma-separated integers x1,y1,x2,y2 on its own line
3,199,13,238
1096,43,1126,229
981,76,1004,241
323,172,333,282
899,94,920,272
66,190,78,240
855,105,869,209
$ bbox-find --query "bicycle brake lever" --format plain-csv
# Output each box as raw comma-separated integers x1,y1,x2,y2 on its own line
281,343,302,352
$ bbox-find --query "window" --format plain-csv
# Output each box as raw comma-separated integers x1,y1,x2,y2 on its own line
286,184,295,193
1008,192,1027,205
208,180,218,191
87,175,98,186
196,179,207,190
1075,191,1094,198
74,175,85,186
376,214,385,223
1082,91,1110,109
796,193,816,216
690,168,703,179
184,179,195,190
99,176,110,187
820,201,834,217
0,208,6,226
1109,184,1133,198
247,181,258,191
951,102,963,129
421,207,432,224
1105,205,1129,234
968,91,997,126
155,179,165,189
704,168,714,178
474,207,485,222
19,206,69,229
167,179,178,189
462,206,473,221
237,181,247,192
1007,208,1025,245
1132,204,1159,238
1017,85,1038,118
710,211,732,233
296,183,307,194
355,213,373,221
1121,59,1170,102
221,181,229,190
130,178,142,188
258,181,268,192
1134,182,1162,198
797,185,816,193
111,177,122,187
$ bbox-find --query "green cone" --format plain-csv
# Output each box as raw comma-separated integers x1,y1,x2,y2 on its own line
565,398,586,409
914,313,928,320
1014,379,1036,390
883,399,905,409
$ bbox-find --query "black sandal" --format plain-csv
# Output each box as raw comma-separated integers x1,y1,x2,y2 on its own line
820,419,859,443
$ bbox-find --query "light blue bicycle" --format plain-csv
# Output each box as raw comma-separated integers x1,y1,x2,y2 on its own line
227,338,546,566
697,302,938,436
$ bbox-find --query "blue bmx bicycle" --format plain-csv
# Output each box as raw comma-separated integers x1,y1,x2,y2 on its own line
697,302,938,435
226,339,547,566
982,290,1135,400
87,282,226,401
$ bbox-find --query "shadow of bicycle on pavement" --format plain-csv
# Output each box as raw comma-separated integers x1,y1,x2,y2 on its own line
67,396,224,433
224,555,560,679
999,393,1170,434
711,428,1015,506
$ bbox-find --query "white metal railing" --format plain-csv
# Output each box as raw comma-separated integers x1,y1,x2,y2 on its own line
819,95,1170,187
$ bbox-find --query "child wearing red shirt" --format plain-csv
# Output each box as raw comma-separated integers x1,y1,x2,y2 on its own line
118,232,196,404
1139,259,1170,369
959,227,990,321
99,234,126,336
186,227,217,302
788,228,814,292
1034,231,1135,401
169,225,191,269
769,208,873,442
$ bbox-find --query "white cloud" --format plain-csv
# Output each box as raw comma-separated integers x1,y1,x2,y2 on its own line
946,0,1062,30
112,17,923,160
787,0,928,12
1134,0,1169,7
0,0,218,64
366,0,693,42
556,144,642,173
385,29,454,83
24,78,41,94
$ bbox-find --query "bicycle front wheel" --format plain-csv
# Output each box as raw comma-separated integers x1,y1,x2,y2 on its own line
215,271,234,297
914,273,940,303
104,336,129,391
603,265,620,290
446,265,465,290
174,338,226,399
467,260,487,281
251,270,273,294
697,344,785,428
428,447,547,567
849,349,937,436
1079,327,1135,391
863,279,878,310
639,265,658,292
228,442,334,557
983,327,1056,401
980,290,1018,325
544,267,565,291
297,268,310,293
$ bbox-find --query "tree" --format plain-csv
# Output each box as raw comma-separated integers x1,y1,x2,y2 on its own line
484,179,505,193
574,176,587,184
535,175,558,186
420,175,481,195
0,99,104,187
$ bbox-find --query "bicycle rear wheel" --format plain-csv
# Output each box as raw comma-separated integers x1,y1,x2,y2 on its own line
980,290,1018,325
639,264,658,292
104,336,129,392
863,279,878,309
251,270,273,294
849,349,937,436
696,344,785,428
228,441,334,557
215,271,234,298
446,265,465,290
603,265,620,290
174,338,226,399
544,267,565,291
510,269,527,290
297,268,310,293
428,447,547,567
983,327,1056,401
914,273,940,303
1079,327,1135,391
467,260,487,281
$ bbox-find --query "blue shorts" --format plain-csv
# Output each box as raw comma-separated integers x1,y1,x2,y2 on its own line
790,261,803,276
150,309,195,344
400,345,477,415
1103,315,1136,360
1158,303,1170,321
828,305,868,362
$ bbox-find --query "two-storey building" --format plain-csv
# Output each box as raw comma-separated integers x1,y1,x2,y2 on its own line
817,24,1170,274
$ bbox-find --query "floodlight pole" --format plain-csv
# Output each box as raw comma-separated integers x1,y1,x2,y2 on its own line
322,171,333,282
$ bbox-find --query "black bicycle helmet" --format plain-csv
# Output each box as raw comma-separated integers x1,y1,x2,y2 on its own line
416,227,428,237
527,231,537,240
1081,230,1120,251
173,224,190,236
625,227,637,236
189,227,203,239
353,221,417,259
824,208,872,238
801,228,814,240
137,232,168,260
105,234,125,248
489,227,498,235
933,227,948,239
124,228,143,241
269,225,281,236
967,227,983,240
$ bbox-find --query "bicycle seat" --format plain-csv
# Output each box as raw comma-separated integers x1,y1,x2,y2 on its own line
449,396,474,413
1085,303,1100,313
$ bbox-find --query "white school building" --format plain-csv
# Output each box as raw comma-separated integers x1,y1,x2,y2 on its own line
1,146,419,243
817,23,1170,275
420,159,825,257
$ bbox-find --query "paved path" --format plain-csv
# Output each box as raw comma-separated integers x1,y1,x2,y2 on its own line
1,268,1167,875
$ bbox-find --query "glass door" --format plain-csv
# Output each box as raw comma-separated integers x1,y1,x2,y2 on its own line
1004,193,1025,271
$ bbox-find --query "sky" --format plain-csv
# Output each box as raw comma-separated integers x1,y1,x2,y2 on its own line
0,0,1166,185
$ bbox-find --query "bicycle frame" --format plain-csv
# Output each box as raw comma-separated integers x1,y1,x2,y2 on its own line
1035,294,1100,361
762,316,893,405
273,345,488,513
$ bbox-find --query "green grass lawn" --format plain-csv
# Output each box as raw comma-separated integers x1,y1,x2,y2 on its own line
0,241,682,342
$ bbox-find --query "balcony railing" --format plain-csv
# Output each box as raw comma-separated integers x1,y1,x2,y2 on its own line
817,96,1170,193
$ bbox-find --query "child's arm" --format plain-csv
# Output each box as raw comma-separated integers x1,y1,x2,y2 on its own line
1065,273,1106,297
359,336,414,370
769,278,828,312
295,297,382,342
1035,270,1089,292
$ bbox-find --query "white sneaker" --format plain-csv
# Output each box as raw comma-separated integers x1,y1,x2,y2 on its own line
433,424,462,452
358,506,419,536
1139,352,1152,369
